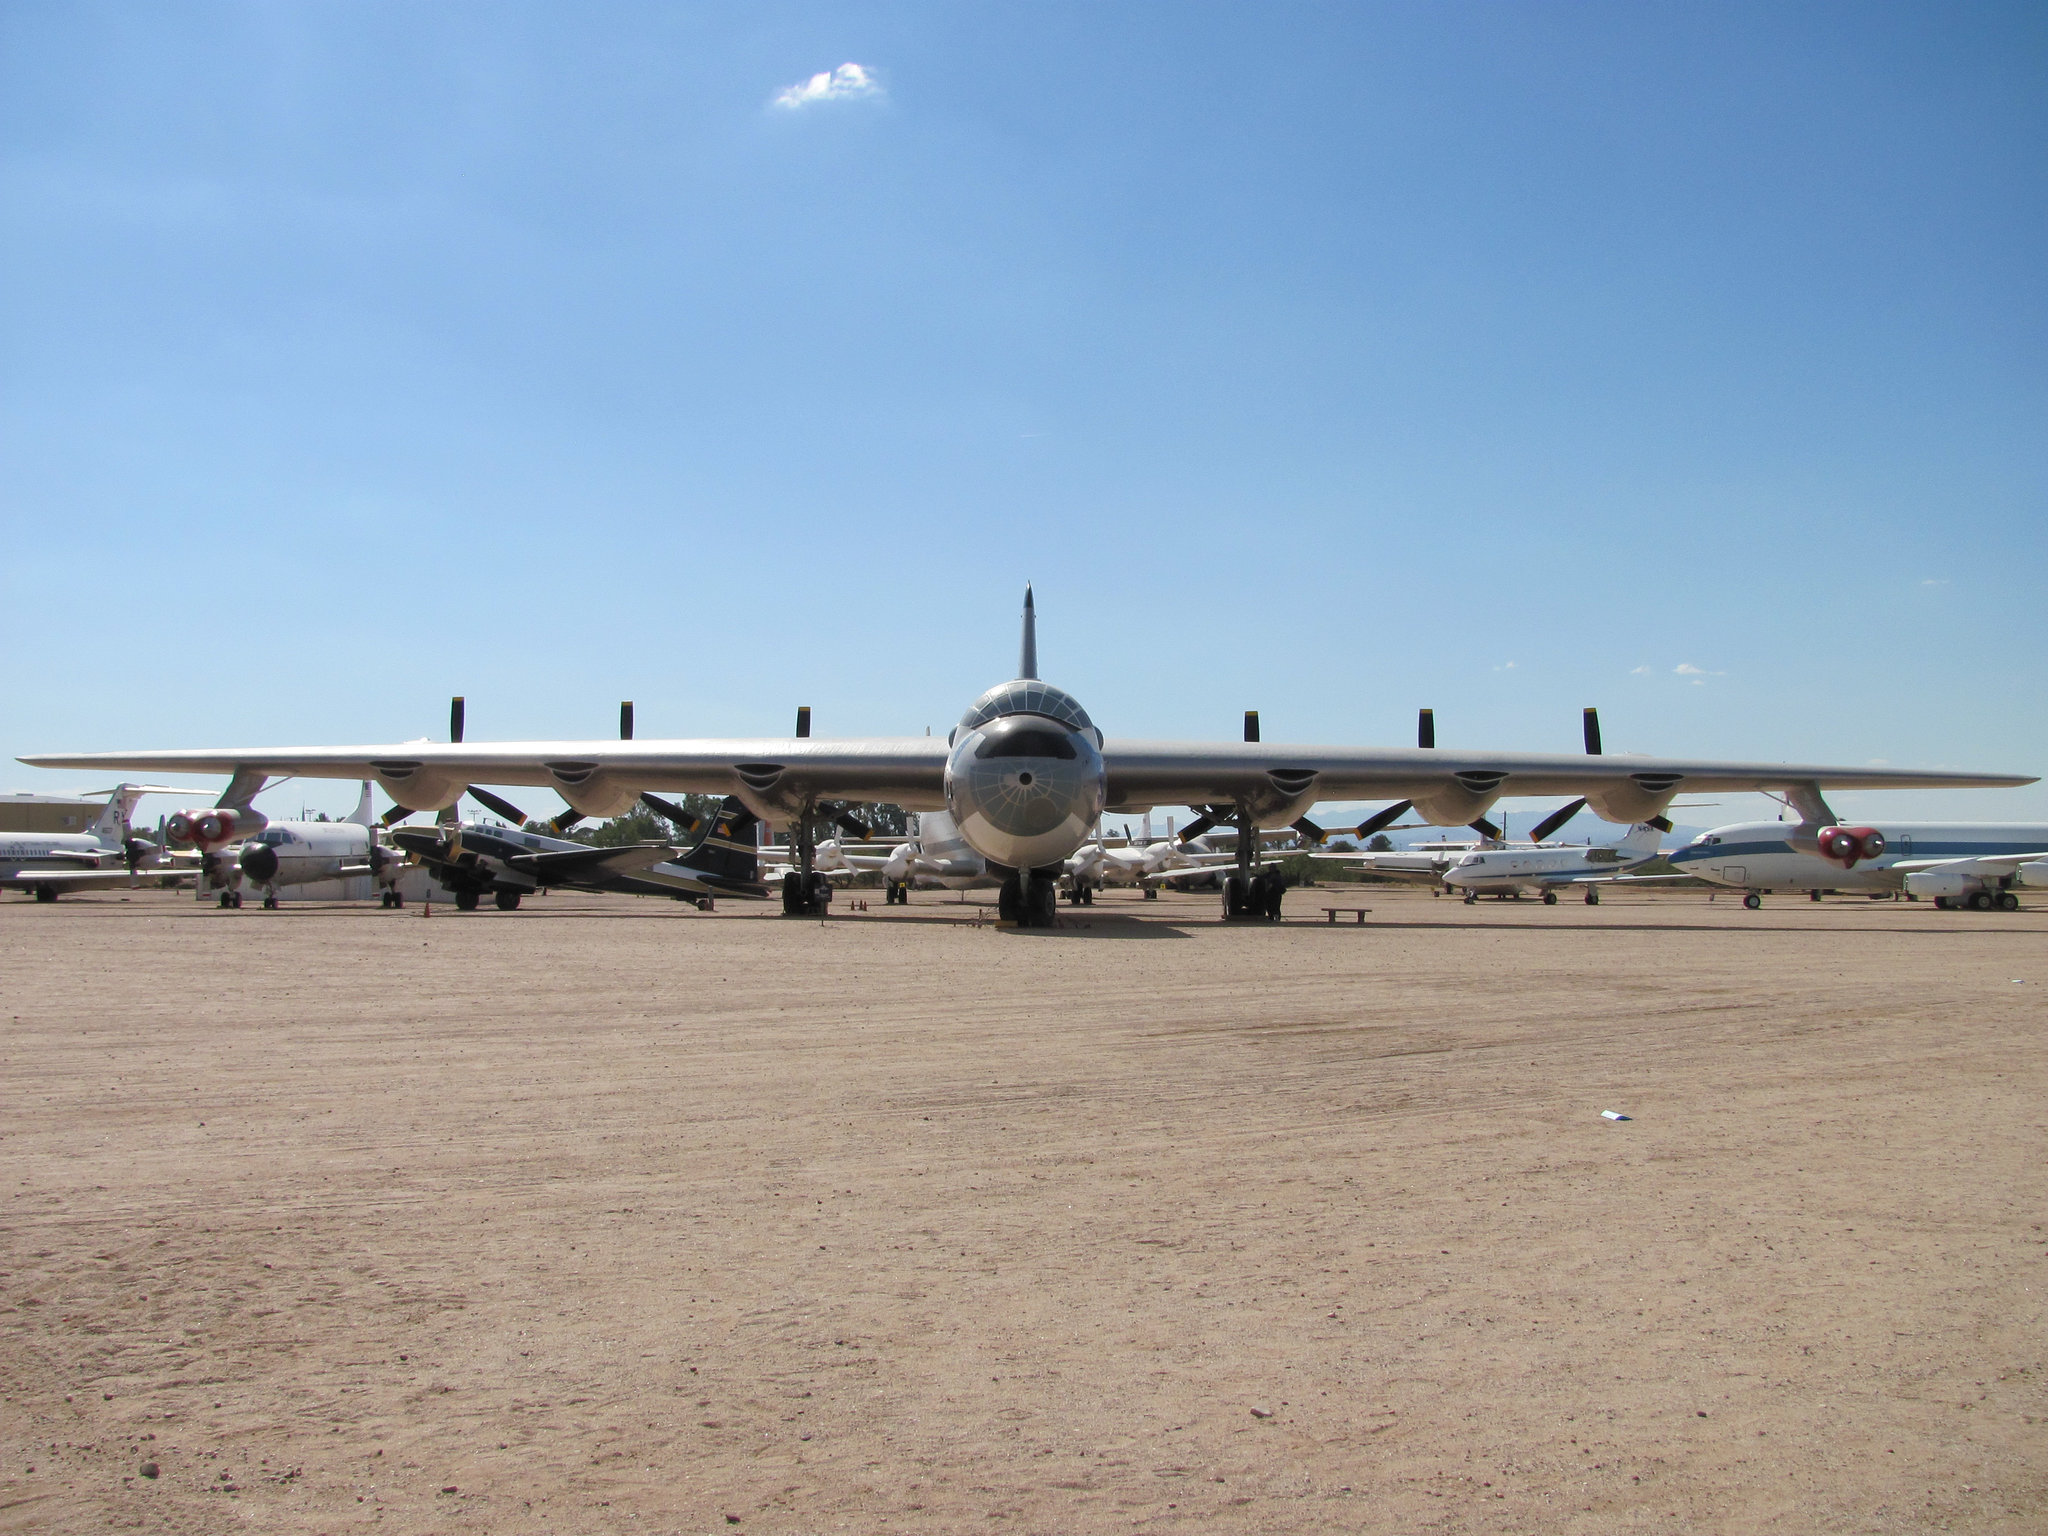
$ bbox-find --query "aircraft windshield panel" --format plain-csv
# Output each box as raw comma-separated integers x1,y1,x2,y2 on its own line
958,680,1094,734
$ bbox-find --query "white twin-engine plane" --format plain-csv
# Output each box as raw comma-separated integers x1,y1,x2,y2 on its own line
22,590,2034,927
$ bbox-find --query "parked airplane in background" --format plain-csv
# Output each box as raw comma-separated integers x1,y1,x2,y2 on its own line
25,589,2033,927
814,810,997,901
216,784,405,908
1440,822,1665,903
1,784,190,900
1667,811,2048,910
389,796,768,909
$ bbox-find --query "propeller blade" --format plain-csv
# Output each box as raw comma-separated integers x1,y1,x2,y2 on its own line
620,700,634,740
640,792,703,836
1290,816,1324,845
380,804,415,827
1417,708,1435,749
1243,710,1260,743
468,786,528,825
795,706,811,739
549,809,586,834
1470,817,1502,841
1583,706,1602,756
450,696,465,744
833,809,871,840
1352,800,1413,838
1178,811,1219,843
1649,815,1673,833
1528,798,1587,844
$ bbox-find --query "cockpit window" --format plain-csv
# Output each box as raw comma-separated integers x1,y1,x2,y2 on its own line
975,722,1078,760
958,679,1094,735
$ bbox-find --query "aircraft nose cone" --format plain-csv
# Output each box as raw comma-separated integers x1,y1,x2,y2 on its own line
239,843,278,882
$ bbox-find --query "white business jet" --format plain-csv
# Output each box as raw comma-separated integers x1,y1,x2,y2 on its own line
23,589,2032,928
1440,821,1665,904
1,784,191,900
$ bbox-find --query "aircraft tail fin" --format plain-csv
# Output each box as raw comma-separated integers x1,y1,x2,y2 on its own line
1019,584,1038,680
1618,821,1664,856
89,786,140,841
680,796,762,887
343,782,375,827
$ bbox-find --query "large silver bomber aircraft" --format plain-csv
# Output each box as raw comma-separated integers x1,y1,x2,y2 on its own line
22,590,2034,926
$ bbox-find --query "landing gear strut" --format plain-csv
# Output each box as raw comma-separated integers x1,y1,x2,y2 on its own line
997,867,1060,927
1219,804,1284,922
779,807,835,916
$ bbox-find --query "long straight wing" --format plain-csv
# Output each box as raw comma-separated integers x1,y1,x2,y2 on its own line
21,737,2031,821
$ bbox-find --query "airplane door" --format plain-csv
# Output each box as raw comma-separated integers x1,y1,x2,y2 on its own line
1724,865,1746,885
1897,834,1911,857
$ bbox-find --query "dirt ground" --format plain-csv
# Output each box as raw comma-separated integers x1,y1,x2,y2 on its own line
1,883,2043,1535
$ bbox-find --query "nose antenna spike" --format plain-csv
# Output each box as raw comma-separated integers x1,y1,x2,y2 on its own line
1018,584,1039,680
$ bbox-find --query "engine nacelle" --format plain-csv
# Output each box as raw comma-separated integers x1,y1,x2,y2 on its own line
1903,869,1976,901
2017,861,2048,888
369,760,469,814
1584,773,1683,826
1411,772,1505,829
1815,825,1886,869
168,806,268,851
544,763,641,820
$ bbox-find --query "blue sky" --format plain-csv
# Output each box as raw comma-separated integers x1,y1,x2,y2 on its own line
3,2,2043,827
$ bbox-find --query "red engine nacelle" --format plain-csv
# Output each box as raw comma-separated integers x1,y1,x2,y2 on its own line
169,806,268,851
1816,825,1886,868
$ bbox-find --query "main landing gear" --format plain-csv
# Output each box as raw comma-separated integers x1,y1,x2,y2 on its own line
1584,888,1600,906
494,889,522,911
997,869,1060,928
379,889,406,908
782,870,834,916
1542,890,1558,905
217,890,243,909
884,881,910,905
454,889,480,912
1743,893,1762,910
1222,871,1284,921
1064,882,1095,906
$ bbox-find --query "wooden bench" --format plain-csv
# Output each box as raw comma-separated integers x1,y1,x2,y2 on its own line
1319,907,1372,924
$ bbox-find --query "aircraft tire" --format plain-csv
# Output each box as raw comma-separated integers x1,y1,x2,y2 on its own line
494,890,521,911
1143,887,1157,900
997,874,1022,924
1998,891,2020,912
806,872,833,914
1030,876,1058,927
454,889,480,912
1542,890,1558,905
1462,891,1476,906
231,892,244,908
1743,893,1762,910
1933,896,1951,910
781,871,804,915
263,896,277,909
1968,890,1993,912
1584,889,1599,906
1222,874,1247,919
1082,885,1094,905
392,891,404,908
33,886,56,903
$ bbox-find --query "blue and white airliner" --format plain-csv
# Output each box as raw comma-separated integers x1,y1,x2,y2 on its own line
1666,819,2048,910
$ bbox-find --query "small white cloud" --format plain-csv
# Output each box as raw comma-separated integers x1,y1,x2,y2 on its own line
1629,665,1653,676
1921,578,1948,587
773,62,883,110
1674,663,1726,677
1492,661,1517,672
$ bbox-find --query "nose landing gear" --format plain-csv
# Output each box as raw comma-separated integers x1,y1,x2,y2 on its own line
997,868,1061,927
